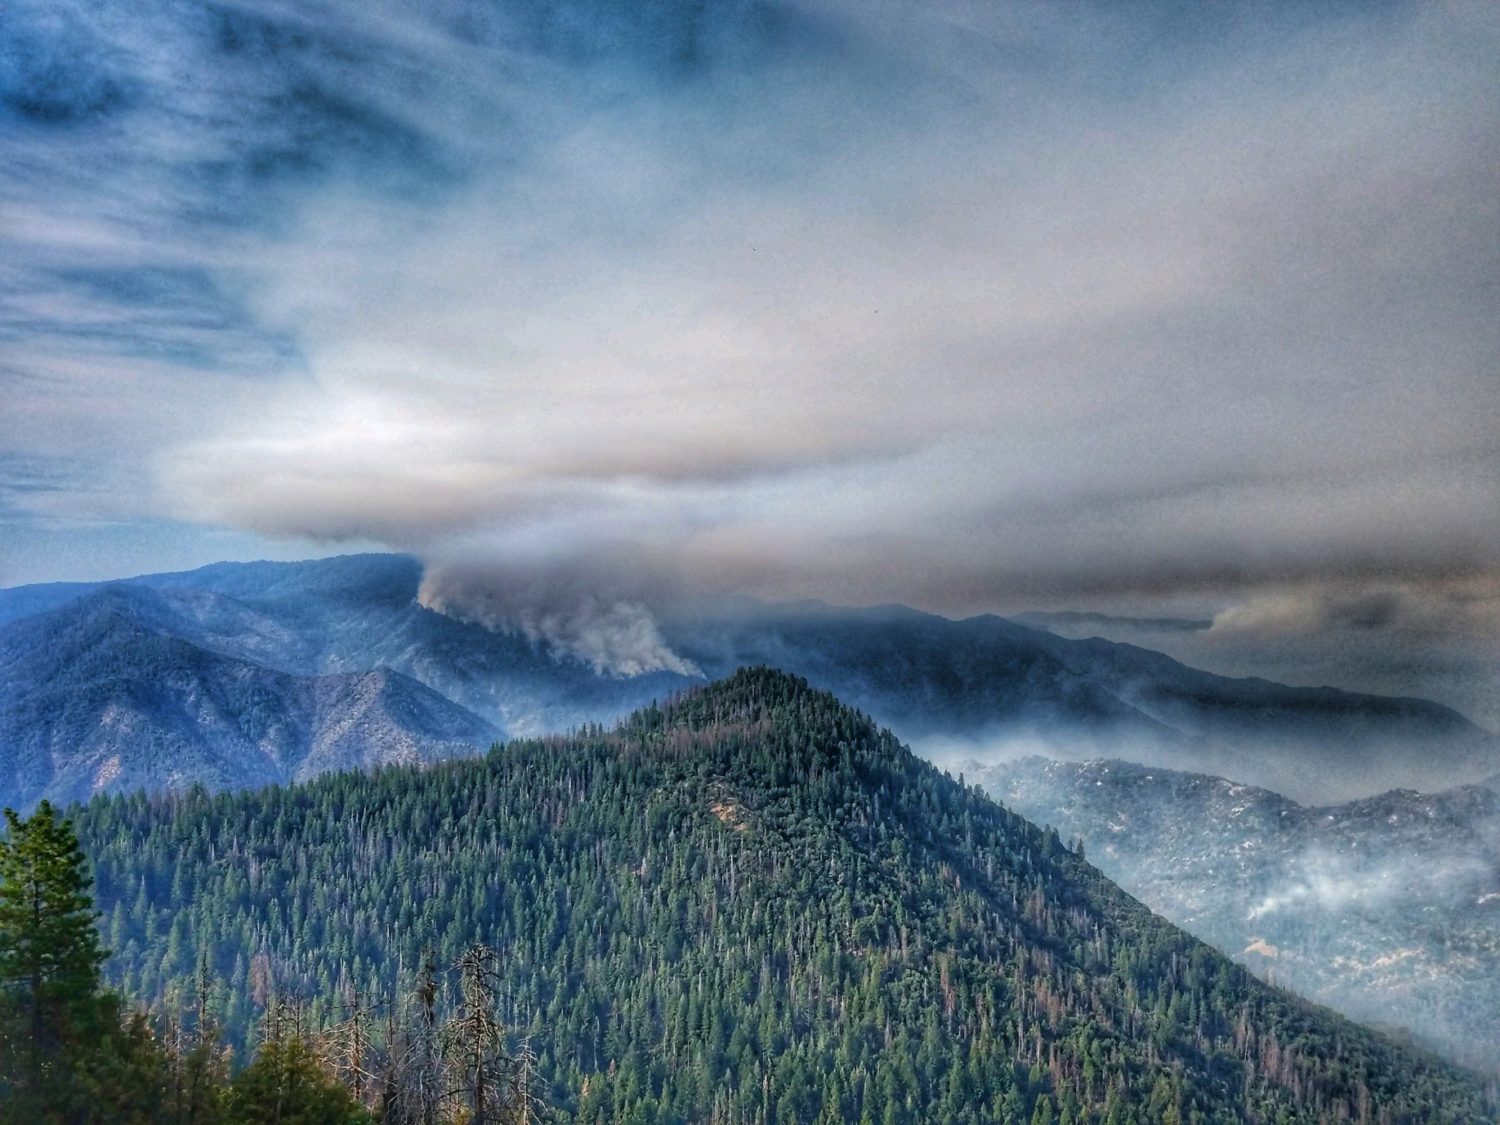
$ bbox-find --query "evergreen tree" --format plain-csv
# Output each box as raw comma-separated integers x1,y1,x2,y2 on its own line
0,801,110,1119
226,1035,372,1125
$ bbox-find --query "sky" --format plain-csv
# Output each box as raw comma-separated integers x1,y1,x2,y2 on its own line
2,1,1496,720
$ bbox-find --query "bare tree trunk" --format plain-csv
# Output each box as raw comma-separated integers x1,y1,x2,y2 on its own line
446,944,507,1125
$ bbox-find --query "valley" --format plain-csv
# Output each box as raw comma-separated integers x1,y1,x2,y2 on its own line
971,758,1500,1072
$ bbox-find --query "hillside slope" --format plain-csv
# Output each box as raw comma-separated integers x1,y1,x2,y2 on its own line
973,757,1500,1072
0,584,498,809
76,671,1496,1122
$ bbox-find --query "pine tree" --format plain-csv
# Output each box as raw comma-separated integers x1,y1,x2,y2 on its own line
0,801,110,1118
226,1035,372,1125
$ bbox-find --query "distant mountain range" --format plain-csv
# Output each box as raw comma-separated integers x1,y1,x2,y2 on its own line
971,756,1500,1072
0,553,1494,809
0,583,498,808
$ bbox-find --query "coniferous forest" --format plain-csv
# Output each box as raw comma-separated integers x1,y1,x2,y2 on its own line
8,0,1497,1119
0,797,543,1123
4,670,1498,1122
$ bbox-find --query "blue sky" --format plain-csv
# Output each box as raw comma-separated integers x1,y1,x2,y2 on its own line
2,0,1496,718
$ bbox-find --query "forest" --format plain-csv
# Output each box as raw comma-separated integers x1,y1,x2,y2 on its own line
4,669,1498,1122
0,798,542,1123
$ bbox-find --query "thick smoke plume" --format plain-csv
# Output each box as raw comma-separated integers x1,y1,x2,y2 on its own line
4,0,1497,707
418,559,701,679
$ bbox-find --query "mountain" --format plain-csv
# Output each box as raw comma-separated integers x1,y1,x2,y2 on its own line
668,602,1496,801
77,670,1496,1122
1,554,1494,803
971,757,1500,1073
1,555,688,742
669,601,1181,742
0,583,498,810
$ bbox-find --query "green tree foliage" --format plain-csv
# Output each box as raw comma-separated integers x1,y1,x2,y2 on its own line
0,801,111,1118
227,1035,371,1125
0,805,535,1122
67,669,1498,1123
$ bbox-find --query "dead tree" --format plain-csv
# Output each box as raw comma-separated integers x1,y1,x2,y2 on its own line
384,950,448,1125
444,944,510,1125
323,984,376,1107
511,1035,544,1125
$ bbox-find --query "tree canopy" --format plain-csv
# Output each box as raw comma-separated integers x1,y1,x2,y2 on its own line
58,669,1498,1122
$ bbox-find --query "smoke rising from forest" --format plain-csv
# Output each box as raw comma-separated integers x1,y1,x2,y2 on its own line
3,0,1497,702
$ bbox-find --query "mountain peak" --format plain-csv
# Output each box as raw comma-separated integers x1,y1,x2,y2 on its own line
667,665,861,723
74,673,1499,1121
617,666,893,783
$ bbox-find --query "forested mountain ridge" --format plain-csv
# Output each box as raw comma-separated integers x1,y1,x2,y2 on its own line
1,554,1494,805
0,584,498,809
73,670,1497,1122
970,757,1500,1073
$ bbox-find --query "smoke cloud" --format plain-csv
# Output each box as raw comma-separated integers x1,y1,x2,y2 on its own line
1246,847,1498,922
3,0,1497,702
418,555,702,678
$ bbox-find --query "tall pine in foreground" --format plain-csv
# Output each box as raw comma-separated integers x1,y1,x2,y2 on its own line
0,802,108,1119
0,802,187,1122
0,800,535,1121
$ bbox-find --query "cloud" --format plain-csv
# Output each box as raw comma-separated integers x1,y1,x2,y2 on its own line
1203,577,1500,725
1022,574,1500,731
1210,580,1500,643
3,1,1498,669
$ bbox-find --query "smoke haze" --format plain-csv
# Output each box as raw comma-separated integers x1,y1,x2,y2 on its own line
3,0,1497,702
